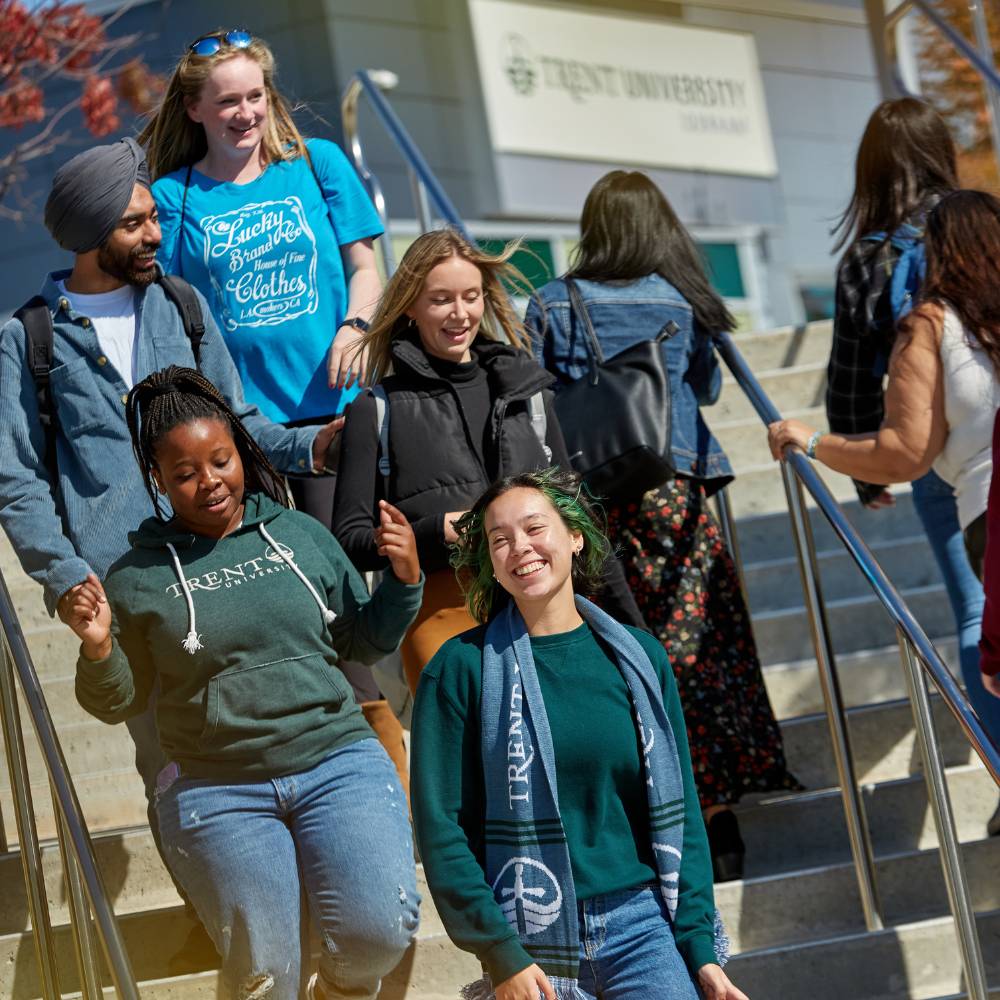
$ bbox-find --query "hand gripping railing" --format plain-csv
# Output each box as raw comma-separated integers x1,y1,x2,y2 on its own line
0,567,139,998
714,329,1000,1000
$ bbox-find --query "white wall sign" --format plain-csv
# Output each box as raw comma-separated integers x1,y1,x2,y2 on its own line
468,0,778,178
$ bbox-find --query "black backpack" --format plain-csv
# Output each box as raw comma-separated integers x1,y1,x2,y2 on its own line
13,273,206,484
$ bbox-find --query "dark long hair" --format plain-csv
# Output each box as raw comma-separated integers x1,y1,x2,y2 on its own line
126,366,288,520
568,170,735,335
833,98,957,250
908,190,1000,376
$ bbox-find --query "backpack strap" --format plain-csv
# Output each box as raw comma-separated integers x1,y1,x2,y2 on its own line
527,391,551,463
14,296,59,484
370,385,391,503
158,273,206,367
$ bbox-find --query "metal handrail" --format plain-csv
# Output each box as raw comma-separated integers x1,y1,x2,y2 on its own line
0,566,139,998
341,69,474,246
714,330,1000,782
714,328,999,999
339,62,1000,995
883,0,1000,173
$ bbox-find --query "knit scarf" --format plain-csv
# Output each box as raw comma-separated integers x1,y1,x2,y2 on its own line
463,596,728,1000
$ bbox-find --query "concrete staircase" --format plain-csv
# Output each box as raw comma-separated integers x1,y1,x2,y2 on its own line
2,320,999,998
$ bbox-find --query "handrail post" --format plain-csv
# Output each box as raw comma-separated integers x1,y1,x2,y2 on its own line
714,487,748,606
0,568,141,998
897,632,989,999
340,71,399,277
54,791,104,999
0,640,61,997
970,0,1000,175
409,169,433,233
781,462,885,931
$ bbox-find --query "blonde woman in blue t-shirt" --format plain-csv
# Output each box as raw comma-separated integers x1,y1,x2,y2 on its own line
140,29,382,520
139,27,404,792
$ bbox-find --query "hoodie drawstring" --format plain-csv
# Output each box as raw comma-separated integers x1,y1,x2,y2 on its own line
166,542,204,655
165,523,337,656
258,523,338,625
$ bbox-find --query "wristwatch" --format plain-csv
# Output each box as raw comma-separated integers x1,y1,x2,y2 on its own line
339,316,369,333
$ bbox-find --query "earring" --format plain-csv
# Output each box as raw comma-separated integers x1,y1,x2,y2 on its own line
407,317,415,328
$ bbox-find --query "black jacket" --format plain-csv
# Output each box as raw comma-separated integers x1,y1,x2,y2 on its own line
334,333,568,573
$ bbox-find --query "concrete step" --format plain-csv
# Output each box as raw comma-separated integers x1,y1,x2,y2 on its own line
780,695,977,790
716,360,828,424
724,457,867,518
711,403,827,472
726,321,833,373
743,532,942,615
761,638,963,720
5,819,997,996
3,901,481,1000
717,836,1000,954
0,713,137,794
0,767,148,846
734,488,924,567
727,908,1000,1000
753,581,953,667
7,579,53,633
739,763,998,878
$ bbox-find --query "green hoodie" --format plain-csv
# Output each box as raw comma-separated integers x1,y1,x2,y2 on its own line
76,493,424,781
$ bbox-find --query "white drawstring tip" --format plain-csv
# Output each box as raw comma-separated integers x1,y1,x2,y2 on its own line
182,631,204,655
323,609,337,624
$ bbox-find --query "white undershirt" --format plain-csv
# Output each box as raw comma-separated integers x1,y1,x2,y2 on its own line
58,280,138,389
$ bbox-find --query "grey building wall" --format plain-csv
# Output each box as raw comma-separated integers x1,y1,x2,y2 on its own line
682,0,881,322
0,0,881,327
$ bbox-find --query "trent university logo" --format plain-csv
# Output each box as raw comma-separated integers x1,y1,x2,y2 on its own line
493,858,562,935
503,33,537,96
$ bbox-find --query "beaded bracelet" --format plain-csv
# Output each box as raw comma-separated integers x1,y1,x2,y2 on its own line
805,430,823,459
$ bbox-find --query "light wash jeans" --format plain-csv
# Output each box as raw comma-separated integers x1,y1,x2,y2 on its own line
575,885,701,1000
911,470,1000,742
155,738,419,1000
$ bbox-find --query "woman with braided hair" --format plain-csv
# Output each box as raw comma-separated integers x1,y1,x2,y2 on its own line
67,366,425,1000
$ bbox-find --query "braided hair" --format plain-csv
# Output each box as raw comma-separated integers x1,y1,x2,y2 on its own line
126,366,288,520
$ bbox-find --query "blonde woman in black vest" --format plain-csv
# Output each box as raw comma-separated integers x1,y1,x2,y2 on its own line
334,229,644,693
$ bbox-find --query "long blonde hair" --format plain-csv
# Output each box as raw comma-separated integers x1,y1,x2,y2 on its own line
138,33,308,180
364,229,532,383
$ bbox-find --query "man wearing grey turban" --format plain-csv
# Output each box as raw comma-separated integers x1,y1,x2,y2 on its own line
0,138,340,973
44,136,152,256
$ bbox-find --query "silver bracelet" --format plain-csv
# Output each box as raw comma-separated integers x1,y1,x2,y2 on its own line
805,430,823,459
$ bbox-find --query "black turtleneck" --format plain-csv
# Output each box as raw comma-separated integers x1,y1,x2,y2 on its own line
425,352,490,468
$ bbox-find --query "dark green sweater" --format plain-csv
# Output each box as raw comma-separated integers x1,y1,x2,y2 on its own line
411,620,717,986
76,493,423,780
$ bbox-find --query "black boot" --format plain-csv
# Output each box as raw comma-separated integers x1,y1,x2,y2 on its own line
707,809,745,883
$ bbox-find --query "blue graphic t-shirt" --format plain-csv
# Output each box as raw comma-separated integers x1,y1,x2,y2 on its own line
153,138,383,423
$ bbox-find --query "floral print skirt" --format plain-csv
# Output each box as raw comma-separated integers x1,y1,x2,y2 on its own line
606,476,801,809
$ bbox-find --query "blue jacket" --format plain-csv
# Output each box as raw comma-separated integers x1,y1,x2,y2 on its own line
0,269,317,615
525,274,733,487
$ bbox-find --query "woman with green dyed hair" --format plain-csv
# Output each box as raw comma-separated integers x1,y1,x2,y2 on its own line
410,469,747,1000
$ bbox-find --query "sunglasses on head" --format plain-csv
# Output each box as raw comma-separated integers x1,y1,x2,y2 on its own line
188,29,253,57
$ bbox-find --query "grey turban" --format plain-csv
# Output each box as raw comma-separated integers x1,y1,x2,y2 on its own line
44,137,151,254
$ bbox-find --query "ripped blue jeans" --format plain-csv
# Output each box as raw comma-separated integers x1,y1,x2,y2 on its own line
155,738,419,999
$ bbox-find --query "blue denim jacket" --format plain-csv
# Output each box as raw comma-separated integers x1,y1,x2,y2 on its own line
525,274,733,486
0,268,316,614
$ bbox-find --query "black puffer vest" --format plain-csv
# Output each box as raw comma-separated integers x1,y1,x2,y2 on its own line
380,333,554,522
